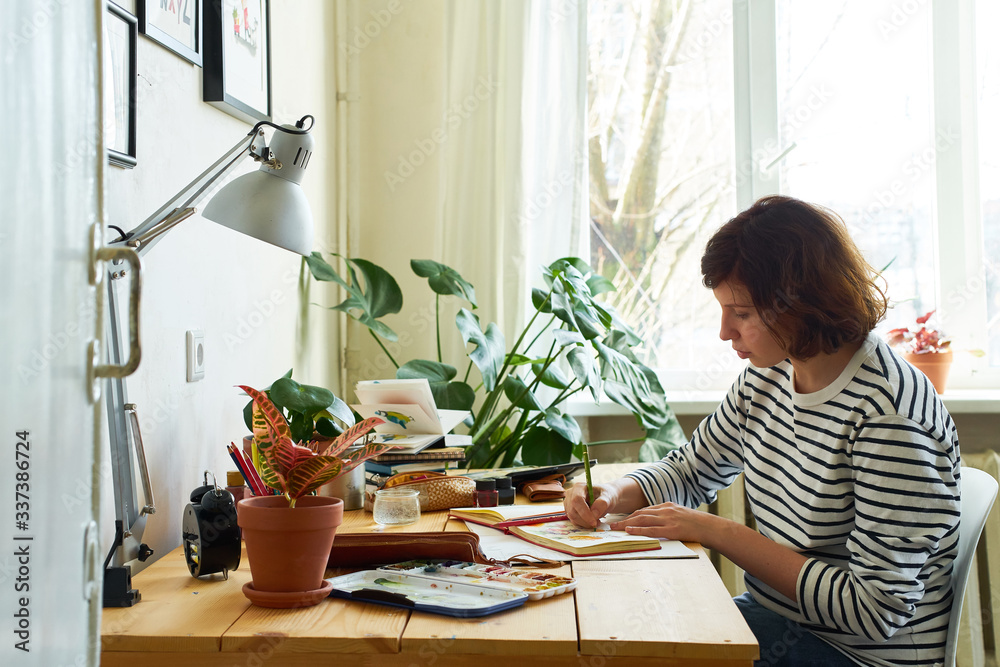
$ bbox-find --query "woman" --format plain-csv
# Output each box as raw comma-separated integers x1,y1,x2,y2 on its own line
565,196,961,667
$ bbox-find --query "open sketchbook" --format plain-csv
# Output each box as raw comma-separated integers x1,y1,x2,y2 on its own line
455,504,697,561
451,505,664,558
353,379,471,455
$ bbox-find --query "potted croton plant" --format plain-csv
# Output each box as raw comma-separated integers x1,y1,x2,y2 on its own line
235,385,388,608
887,310,952,394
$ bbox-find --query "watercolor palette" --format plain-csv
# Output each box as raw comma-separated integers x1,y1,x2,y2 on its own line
325,570,527,617
377,559,577,600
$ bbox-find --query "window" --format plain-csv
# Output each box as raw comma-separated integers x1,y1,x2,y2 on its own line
587,0,739,390
588,0,999,390
978,0,1000,367
773,0,934,334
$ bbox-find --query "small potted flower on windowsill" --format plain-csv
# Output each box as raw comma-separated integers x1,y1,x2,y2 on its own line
887,310,952,394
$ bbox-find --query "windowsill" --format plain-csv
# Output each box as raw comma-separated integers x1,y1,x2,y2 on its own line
565,391,724,417
565,389,1000,417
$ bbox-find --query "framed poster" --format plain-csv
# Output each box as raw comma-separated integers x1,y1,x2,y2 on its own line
202,0,271,123
139,0,202,66
105,2,138,168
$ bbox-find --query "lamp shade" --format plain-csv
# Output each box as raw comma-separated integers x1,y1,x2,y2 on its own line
203,171,313,255
203,123,315,256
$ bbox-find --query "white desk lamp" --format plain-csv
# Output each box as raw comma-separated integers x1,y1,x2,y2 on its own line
98,115,316,606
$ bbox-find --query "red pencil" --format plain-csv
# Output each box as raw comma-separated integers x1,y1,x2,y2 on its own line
241,446,270,496
229,443,267,496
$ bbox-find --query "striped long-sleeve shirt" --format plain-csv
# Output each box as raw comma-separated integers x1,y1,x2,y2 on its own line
627,334,961,667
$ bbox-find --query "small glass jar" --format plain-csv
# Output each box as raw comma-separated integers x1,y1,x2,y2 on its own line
495,477,515,505
372,488,421,526
475,479,498,507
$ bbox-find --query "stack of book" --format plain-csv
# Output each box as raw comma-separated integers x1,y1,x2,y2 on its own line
364,446,468,477
354,378,473,478
353,378,472,455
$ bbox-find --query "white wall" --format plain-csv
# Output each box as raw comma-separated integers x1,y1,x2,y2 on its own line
102,0,339,570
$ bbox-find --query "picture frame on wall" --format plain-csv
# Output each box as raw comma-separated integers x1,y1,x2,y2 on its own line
139,0,202,66
105,2,138,168
203,0,271,124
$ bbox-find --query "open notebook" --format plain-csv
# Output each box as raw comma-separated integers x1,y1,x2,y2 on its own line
449,505,662,558
353,378,471,455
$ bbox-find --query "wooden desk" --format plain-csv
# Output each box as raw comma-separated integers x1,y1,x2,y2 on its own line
101,507,758,666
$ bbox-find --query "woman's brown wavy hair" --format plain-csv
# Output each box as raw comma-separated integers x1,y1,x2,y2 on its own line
701,195,888,360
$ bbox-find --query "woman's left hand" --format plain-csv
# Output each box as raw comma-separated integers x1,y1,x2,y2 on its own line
609,502,720,545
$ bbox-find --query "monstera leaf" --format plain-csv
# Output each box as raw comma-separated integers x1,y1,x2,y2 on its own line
305,253,402,341
411,259,477,306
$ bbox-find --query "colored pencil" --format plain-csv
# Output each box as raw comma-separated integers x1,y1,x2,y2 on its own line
228,443,266,496
226,444,258,496
239,445,269,496
226,446,256,496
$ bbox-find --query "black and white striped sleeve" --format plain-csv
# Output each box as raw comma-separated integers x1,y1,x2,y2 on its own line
625,378,748,509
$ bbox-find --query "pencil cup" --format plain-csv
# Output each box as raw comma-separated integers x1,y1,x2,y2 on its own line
373,488,421,526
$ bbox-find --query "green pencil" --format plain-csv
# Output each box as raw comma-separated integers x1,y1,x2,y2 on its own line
582,444,594,505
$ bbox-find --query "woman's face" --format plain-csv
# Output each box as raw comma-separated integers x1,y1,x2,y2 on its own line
713,281,788,368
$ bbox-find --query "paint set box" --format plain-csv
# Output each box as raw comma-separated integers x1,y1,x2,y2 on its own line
326,559,577,617
325,570,527,617
377,559,577,600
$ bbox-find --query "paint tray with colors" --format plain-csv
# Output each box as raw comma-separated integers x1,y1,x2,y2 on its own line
378,559,577,600
325,570,527,617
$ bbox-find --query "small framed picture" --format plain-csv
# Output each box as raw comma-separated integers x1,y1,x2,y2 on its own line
202,0,271,124
139,0,202,66
105,2,138,168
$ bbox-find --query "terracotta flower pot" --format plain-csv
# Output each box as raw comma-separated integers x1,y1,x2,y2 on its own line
237,495,343,606
902,349,953,394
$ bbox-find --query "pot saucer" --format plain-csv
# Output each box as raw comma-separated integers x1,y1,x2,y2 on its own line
242,580,333,609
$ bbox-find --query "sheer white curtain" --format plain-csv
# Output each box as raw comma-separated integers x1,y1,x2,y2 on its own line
439,0,588,350
346,0,587,387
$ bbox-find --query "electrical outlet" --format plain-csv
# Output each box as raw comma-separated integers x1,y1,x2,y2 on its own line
186,330,205,382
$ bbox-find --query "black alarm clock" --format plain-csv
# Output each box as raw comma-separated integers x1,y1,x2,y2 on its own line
182,471,241,578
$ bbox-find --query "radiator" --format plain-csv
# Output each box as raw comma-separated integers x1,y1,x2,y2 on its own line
705,454,1000,667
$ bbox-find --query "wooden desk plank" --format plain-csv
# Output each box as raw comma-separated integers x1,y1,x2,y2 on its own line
221,595,407,654
573,546,758,662
339,505,450,532
219,509,452,655
399,564,579,656
101,651,749,667
101,546,252,653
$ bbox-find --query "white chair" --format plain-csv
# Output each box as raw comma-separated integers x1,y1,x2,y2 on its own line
943,466,998,667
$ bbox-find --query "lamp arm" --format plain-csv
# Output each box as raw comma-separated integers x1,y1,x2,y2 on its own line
114,133,256,257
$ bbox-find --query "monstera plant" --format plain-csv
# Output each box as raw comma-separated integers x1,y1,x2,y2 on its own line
304,254,685,468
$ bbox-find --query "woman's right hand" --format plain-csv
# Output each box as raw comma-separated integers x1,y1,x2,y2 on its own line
564,482,618,528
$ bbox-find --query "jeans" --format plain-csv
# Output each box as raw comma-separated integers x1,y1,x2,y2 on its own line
734,592,861,667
